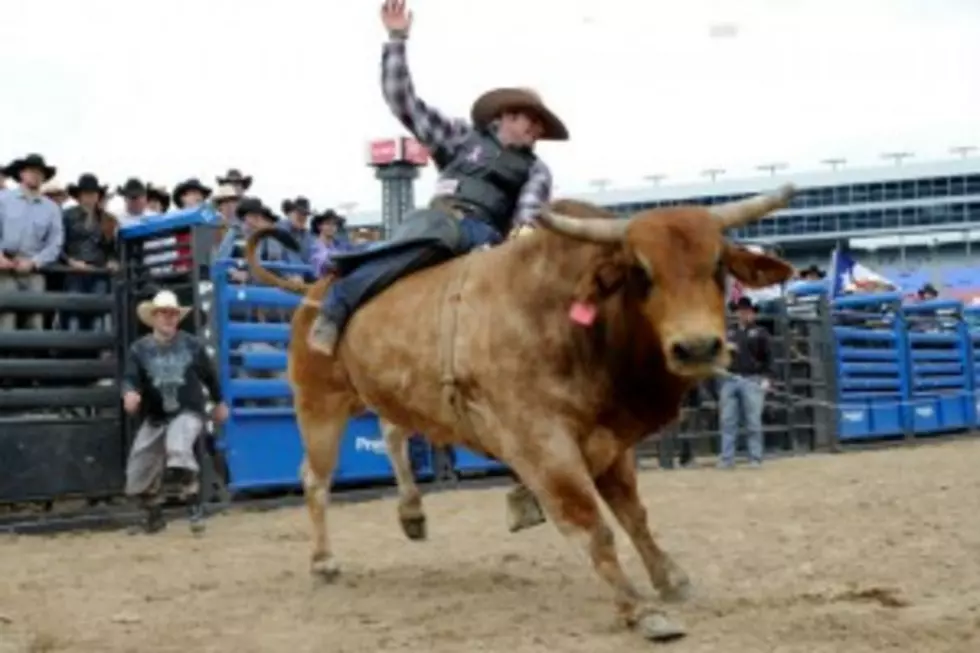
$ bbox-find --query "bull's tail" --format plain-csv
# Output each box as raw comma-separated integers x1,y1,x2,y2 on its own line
244,227,316,295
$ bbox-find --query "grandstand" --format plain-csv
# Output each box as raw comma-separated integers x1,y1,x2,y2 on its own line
570,158,980,300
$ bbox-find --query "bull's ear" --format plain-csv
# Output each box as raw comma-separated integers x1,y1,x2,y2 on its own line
722,243,795,288
574,250,630,303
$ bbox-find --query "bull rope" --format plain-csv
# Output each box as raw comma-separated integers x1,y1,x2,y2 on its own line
438,253,480,444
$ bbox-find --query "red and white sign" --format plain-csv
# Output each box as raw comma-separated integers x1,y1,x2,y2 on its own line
366,137,430,167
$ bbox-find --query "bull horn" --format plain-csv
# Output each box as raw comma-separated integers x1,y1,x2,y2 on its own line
537,210,628,243
710,183,796,229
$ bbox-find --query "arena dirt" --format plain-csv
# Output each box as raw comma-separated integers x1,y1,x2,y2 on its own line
2,439,979,653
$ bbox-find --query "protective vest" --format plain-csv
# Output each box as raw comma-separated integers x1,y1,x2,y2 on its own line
434,129,536,236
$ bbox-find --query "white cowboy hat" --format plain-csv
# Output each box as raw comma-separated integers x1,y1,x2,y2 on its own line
137,290,192,327
212,184,241,203
41,179,67,197
470,87,569,141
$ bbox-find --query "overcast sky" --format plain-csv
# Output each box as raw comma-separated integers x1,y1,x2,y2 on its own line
1,0,977,218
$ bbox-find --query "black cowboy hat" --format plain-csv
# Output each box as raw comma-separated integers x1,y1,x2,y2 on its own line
172,178,213,208
68,173,109,199
310,209,346,234
146,183,171,212
6,153,57,181
117,178,147,198
917,283,938,298
216,168,253,191
800,264,825,279
236,196,275,220
282,196,312,215
734,296,756,311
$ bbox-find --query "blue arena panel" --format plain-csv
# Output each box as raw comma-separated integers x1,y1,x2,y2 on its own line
225,322,292,345
223,285,303,310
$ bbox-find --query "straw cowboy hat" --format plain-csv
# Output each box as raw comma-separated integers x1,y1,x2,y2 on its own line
41,179,68,199
470,88,568,141
216,168,253,190
68,173,109,199
6,153,57,181
212,184,241,203
137,290,192,327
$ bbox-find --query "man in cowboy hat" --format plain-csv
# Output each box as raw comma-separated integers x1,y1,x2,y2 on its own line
216,168,253,195
122,290,228,534
116,178,152,227
41,179,68,207
217,197,298,283
718,297,772,469
172,178,213,210
61,174,118,331
280,196,316,263
0,154,64,331
309,0,567,354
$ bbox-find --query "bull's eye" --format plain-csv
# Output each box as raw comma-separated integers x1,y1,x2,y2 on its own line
630,265,653,297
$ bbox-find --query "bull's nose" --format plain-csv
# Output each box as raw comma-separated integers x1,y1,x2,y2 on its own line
670,337,724,365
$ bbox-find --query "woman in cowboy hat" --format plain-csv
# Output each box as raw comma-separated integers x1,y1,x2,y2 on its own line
145,183,171,214
172,178,213,210
309,0,568,355
309,209,354,275
61,173,118,330
123,290,228,534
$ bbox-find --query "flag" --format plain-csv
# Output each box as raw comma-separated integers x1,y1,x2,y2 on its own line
827,246,894,296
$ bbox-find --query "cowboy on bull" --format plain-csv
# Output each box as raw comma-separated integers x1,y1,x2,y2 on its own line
309,0,568,355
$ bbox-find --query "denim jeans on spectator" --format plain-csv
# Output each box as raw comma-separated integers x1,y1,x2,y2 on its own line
719,375,765,465
65,275,109,332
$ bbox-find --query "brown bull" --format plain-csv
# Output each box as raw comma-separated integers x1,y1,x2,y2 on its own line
245,187,796,642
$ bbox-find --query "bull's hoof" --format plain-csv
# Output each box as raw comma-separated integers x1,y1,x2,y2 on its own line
637,612,686,642
311,556,341,583
400,515,428,541
506,486,547,533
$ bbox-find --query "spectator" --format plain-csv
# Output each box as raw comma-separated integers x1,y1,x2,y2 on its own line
215,168,253,196
122,290,228,534
0,160,9,189
116,178,152,227
917,283,938,301
211,184,241,247
61,173,118,331
41,179,69,208
310,209,352,275
0,153,65,331
146,183,171,214
280,196,315,263
718,297,772,469
172,178,212,211
217,197,297,283
799,264,824,281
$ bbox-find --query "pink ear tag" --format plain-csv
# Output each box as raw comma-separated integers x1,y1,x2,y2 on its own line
568,301,597,326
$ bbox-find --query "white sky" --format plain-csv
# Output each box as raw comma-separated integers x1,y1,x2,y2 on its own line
1,0,977,218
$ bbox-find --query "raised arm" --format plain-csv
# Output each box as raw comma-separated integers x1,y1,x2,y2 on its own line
380,1,471,160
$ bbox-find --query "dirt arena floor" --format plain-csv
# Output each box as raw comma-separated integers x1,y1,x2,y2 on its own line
2,440,979,653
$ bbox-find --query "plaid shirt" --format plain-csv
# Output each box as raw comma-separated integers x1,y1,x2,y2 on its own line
381,37,552,227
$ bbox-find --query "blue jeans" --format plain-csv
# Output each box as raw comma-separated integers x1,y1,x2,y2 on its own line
323,215,502,325
719,375,765,465
64,275,110,332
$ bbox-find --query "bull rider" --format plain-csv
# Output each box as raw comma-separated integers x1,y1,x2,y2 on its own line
309,0,567,355
122,290,229,534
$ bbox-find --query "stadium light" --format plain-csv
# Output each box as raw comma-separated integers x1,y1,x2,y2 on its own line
589,178,611,193
881,151,914,167
821,157,847,171
950,145,977,159
756,162,788,177
701,168,726,182
643,174,667,186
